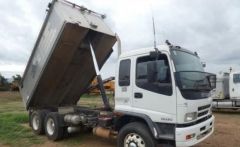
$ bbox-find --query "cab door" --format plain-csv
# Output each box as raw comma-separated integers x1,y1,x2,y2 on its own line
132,52,176,122
115,58,133,110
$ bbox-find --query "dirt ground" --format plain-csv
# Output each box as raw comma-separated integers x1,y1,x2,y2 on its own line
0,92,240,147
196,110,240,147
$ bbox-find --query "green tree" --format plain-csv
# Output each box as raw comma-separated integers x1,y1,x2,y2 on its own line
12,74,22,84
0,73,9,91
0,73,7,85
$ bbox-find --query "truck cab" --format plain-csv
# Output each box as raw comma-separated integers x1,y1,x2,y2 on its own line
229,71,240,99
212,71,240,110
115,45,215,146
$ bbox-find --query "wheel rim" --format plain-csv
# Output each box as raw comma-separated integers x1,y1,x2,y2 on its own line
46,118,55,135
124,133,145,147
32,114,40,131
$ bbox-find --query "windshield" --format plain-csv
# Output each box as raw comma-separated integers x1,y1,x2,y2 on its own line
171,50,204,72
171,49,215,100
175,71,212,91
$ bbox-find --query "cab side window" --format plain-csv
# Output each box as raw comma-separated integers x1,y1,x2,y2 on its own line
136,54,172,96
233,74,240,83
119,59,131,86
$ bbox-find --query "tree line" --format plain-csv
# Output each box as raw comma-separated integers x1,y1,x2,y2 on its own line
0,73,22,91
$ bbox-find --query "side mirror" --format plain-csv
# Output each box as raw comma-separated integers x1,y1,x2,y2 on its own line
207,74,216,90
147,61,157,83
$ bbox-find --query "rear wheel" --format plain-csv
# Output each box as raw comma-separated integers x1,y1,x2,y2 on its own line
117,122,156,147
44,112,63,140
30,110,49,135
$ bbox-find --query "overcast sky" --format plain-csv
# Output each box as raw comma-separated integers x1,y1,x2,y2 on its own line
0,0,240,78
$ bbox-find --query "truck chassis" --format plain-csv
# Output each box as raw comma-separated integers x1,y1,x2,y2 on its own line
213,99,240,110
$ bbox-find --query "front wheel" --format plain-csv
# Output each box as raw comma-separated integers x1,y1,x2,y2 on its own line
117,122,156,147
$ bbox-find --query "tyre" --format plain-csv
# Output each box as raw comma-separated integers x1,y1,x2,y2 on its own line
30,110,49,135
44,112,63,141
29,111,33,127
117,122,157,147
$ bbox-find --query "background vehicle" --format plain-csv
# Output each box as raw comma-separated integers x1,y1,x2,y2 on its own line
87,76,115,95
10,74,21,91
20,0,215,146
212,70,240,109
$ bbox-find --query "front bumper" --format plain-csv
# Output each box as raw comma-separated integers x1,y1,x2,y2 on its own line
175,115,214,147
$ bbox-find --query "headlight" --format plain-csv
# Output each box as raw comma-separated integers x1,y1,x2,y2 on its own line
185,112,197,122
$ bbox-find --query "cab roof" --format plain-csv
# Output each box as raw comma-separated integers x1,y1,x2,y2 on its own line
119,44,197,59
119,45,170,59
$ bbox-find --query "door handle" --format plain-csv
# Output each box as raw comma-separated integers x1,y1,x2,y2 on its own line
134,92,143,98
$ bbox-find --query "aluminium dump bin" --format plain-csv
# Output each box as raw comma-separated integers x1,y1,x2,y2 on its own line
20,0,117,109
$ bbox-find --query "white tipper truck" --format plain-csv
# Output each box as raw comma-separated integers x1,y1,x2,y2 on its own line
19,0,215,146
212,70,240,109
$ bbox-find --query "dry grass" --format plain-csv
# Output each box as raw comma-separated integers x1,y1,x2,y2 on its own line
0,92,115,147
0,92,43,147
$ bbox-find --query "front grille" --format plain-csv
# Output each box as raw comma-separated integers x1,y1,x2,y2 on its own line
198,110,208,117
198,104,211,119
198,104,211,111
